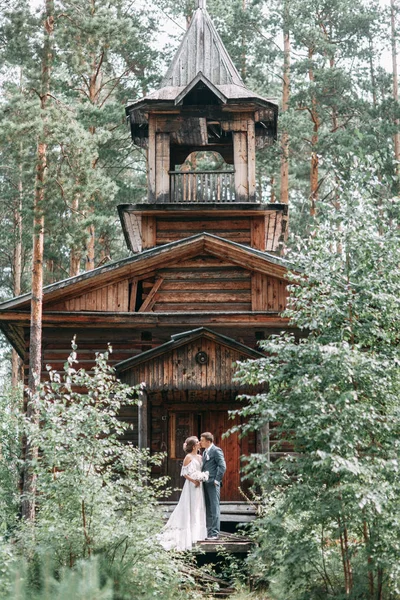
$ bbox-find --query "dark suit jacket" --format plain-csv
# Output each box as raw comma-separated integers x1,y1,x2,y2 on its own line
202,444,226,484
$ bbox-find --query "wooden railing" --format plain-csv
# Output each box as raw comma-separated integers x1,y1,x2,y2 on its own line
169,170,236,203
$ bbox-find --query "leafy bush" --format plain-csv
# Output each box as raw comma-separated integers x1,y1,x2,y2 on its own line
234,165,400,599
0,384,22,537
0,344,191,599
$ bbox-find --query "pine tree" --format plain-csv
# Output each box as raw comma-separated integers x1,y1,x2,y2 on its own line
22,0,55,523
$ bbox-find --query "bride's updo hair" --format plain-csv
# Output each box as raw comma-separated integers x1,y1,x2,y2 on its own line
183,436,198,454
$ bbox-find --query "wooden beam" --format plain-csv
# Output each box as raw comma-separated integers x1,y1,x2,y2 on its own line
141,216,156,250
233,132,249,202
148,116,156,202
251,216,266,251
138,277,164,312
0,311,291,327
128,278,138,312
203,237,289,279
138,389,148,450
247,119,256,202
155,133,170,203
251,273,267,311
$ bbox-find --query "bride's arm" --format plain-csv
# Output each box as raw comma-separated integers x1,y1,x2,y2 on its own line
182,456,200,487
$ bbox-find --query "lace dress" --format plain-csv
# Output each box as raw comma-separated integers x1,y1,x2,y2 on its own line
159,456,209,551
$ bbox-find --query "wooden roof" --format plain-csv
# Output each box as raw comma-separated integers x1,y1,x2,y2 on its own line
115,327,264,374
0,233,293,313
162,3,243,88
126,1,277,112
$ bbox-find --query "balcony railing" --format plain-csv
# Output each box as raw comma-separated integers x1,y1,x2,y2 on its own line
169,170,235,203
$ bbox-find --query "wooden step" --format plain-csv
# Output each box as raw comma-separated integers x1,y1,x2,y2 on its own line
158,500,257,523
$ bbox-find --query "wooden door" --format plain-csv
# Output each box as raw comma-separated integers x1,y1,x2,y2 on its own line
163,407,255,502
203,410,242,501
166,410,203,501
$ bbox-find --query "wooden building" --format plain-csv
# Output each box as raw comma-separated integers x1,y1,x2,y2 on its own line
0,0,292,511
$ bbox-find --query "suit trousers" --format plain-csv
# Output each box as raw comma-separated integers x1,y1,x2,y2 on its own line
203,481,220,537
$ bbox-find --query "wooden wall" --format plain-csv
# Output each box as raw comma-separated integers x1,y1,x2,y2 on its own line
125,209,286,254
147,256,252,312
120,337,254,392
45,261,288,315
154,216,252,246
25,324,273,385
49,282,131,312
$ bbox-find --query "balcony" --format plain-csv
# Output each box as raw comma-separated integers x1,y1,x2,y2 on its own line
169,170,235,203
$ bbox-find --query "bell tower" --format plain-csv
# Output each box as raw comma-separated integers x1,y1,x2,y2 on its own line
120,0,286,254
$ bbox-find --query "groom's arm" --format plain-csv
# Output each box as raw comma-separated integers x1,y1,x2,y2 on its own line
215,447,226,484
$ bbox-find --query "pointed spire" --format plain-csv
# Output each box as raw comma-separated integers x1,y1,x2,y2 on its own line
161,3,243,88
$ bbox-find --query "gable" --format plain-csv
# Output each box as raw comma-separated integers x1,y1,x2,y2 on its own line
0,234,292,314
116,328,263,392
47,253,288,314
175,74,228,106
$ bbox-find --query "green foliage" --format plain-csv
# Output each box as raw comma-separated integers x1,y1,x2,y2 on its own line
0,344,194,599
234,161,400,599
0,384,22,536
0,555,113,600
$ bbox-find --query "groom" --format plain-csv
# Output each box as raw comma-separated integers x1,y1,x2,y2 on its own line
200,431,226,540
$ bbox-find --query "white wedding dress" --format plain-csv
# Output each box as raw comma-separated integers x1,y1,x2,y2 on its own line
159,456,208,551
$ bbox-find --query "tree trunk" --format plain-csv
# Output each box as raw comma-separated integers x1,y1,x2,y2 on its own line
69,190,81,276
270,176,276,202
280,1,290,205
85,223,95,271
85,49,103,272
22,0,54,523
308,48,319,216
45,259,54,284
391,0,400,175
11,143,24,387
363,519,374,598
329,53,342,252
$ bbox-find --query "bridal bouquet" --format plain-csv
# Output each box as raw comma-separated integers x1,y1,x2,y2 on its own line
191,471,209,482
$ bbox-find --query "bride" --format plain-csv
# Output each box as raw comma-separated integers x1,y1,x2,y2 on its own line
159,436,209,551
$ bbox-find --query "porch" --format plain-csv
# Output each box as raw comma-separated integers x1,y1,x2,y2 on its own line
159,500,257,525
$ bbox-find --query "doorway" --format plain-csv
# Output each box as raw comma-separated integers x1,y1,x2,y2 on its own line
164,406,255,502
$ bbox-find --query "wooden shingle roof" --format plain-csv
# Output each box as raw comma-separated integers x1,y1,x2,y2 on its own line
161,2,243,88
126,0,277,111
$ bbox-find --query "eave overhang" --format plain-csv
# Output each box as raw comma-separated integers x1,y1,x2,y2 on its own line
115,326,264,374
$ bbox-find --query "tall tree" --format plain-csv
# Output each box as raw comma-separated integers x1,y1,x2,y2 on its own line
0,0,38,383
53,0,158,273
22,0,54,522
280,0,290,206
391,0,400,173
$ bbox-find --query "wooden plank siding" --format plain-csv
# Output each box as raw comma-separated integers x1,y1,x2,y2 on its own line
24,325,273,385
2,235,291,314
46,252,289,315
28,328,156,383
149,256,252,312
119,337,255,392
51,281,130,312
154,216,252,247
